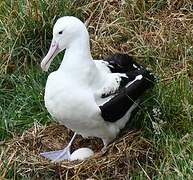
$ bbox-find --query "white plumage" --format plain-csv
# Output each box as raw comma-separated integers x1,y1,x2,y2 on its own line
40,16,155,161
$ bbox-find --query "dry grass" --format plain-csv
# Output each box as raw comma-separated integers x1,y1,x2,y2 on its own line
1,0,193,179
0,124,156,179
82,0,193,77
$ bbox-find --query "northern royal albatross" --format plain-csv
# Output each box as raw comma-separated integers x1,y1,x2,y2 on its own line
40,16,155,162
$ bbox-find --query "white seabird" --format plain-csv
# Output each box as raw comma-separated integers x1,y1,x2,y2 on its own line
40,16,155,162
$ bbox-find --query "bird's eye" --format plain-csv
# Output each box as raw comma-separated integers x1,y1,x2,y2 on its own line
58,31,63,35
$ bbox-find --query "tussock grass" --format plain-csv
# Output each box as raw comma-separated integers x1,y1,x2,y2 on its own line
0,0,193,179
0,69,48,140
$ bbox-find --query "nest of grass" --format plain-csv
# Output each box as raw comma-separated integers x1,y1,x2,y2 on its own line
0,123,156,179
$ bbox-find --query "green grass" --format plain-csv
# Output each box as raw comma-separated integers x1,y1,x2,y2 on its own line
0,0,193,179
0,67,48,139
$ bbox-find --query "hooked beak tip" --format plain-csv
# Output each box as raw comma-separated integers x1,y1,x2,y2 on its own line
40,60,49,72
40,40,59,72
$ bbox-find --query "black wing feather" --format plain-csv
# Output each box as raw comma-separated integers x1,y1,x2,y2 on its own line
99,54,155,122
104,53,141,73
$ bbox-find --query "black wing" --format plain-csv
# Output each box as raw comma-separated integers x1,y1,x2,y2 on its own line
104,53,142,73
99,54,155,122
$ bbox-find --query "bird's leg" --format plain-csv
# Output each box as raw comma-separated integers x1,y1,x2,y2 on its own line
40,132,77,162
101,138,110,153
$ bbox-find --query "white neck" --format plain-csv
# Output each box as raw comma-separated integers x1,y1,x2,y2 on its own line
59,31,94,71
58,31,98,84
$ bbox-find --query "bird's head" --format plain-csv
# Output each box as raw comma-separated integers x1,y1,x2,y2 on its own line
41,16,87,71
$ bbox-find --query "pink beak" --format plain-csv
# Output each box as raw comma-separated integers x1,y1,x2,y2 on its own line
41,40,60,71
